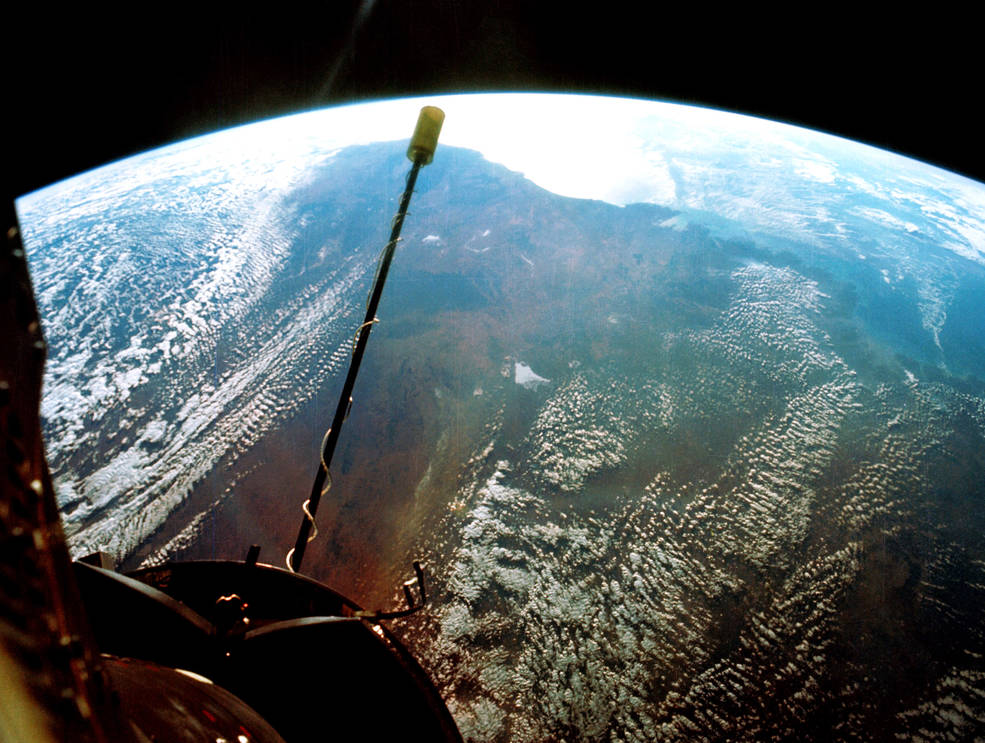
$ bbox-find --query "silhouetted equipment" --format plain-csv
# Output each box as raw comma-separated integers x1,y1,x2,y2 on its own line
74,558,460,741
0,109,461,741
1,202,116,743
288,105,444,575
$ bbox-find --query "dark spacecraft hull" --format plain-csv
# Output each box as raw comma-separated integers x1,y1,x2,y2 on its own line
75,558,463,741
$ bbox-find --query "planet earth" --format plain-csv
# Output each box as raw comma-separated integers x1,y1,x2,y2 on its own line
16,93,985,741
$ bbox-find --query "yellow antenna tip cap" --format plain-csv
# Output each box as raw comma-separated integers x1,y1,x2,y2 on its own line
407,106,445,165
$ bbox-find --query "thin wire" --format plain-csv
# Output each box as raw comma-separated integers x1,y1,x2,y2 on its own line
368,235,401,308
352,318,379,354
286,434,334,572
286,237,386,569
284,499,319,572
286,157,424,574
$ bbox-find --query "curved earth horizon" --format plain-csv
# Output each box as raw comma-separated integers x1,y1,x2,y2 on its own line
16,93,985,741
